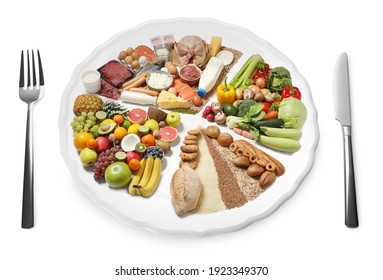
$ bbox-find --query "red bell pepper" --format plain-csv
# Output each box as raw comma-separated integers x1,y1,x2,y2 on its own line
281,86,301,100
262,102,272,113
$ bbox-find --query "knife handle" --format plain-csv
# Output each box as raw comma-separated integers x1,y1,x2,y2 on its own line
342,126,359,228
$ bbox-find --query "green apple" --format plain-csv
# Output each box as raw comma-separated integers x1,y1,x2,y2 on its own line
80,147,98,167
144,119,159,132
105,162,132,188
165,112,181,127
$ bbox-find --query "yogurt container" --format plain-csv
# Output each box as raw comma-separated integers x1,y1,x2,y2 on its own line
81,70,101,94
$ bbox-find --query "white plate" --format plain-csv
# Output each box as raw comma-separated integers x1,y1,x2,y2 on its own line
59,18,319,236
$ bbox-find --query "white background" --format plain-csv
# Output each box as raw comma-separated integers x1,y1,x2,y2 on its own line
1,0,381,279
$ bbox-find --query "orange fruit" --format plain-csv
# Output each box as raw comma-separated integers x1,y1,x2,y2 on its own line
141,134,156,147
74,132,94,151
114,126,128,141
86,138,98,150
113,114,124,125
128,158,141,171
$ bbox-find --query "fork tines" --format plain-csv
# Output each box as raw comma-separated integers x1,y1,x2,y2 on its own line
19,50,45,89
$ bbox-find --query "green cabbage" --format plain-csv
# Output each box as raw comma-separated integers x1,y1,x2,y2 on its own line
279,97,307,128
267,66,292,93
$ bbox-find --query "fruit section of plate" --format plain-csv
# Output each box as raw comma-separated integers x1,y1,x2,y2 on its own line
69,33,307,217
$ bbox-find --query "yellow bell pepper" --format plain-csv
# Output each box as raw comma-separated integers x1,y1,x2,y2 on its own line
217,78,236,104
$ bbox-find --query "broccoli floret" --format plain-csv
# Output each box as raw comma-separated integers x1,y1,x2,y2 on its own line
237,99,256,117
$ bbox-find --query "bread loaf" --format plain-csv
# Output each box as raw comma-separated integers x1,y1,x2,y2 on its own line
170,165,202,216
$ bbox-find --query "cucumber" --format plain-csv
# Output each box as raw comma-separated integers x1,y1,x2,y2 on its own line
258,135,301,153
254,118,284,128
260,126,302,140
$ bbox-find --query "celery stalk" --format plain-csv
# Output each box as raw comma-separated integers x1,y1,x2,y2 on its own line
230,54,265,90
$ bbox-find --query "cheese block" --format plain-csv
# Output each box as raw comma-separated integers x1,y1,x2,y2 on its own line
157,90,189,109
209,36,222,57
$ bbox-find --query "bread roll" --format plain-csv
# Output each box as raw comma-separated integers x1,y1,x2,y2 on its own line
170,165,202,216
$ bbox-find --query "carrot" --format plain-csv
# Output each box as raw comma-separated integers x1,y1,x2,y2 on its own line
262,111,279,120
121,72,148,88
129,87,159,97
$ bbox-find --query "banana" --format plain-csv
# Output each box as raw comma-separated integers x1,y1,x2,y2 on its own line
141,157,162,197
128,158,146,195
137,156,154,189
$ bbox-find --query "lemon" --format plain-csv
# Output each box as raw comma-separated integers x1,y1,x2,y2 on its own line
127,123,140,134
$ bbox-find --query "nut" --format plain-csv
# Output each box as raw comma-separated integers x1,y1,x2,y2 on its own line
247,163,265,177
232,155,251,168
259,171,276,188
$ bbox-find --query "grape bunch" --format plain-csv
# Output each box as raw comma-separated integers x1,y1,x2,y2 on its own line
70,111,99,137
93,141,122,181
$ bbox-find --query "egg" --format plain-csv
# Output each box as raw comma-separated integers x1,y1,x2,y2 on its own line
165,61,178,75
139,56,149,67
192,94,202,107
130,51,140,61
131,60,140,70
124,56,133,65
167,87,177,95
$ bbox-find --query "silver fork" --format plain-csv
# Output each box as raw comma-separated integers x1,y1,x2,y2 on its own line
19,50,44,229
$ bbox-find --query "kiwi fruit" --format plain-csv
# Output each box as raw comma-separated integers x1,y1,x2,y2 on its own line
155,139,171,154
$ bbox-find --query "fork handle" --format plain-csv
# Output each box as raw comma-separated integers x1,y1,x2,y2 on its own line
342,126,358,228
22,104,34,228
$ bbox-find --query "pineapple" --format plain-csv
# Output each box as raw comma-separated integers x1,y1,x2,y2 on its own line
102,100,129,119
73,94,103,116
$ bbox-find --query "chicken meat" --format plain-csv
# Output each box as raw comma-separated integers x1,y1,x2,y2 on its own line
170,35,210,68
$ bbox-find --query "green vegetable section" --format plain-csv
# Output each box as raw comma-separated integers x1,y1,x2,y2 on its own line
220,53,308,153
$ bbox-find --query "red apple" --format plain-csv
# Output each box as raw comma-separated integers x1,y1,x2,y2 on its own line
96,136,110,152
126,151,142,163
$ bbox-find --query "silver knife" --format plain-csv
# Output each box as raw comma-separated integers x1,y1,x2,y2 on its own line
332,52,359,228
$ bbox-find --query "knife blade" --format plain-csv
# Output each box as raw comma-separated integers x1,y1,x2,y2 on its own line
332,52,359,228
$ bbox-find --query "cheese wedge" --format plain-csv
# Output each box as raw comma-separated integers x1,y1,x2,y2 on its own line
210,36,222,57
157,90,189,109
